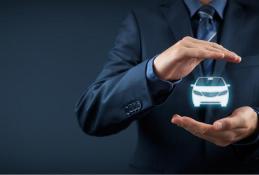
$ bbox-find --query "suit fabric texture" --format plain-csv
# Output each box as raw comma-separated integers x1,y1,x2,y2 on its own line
76,0,259,173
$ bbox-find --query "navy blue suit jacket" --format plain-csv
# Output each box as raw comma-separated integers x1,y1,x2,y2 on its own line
76,0,259,173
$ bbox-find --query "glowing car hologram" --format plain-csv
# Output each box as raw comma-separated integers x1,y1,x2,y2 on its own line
191,77,230,107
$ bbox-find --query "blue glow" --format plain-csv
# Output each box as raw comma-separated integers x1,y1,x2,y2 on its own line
191,77,230,107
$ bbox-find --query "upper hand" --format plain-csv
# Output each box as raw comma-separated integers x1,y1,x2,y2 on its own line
171,106,258,147
154,36,241,81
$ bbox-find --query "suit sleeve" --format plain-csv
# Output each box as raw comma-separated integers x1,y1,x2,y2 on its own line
75,11,171,136
232,107,259,162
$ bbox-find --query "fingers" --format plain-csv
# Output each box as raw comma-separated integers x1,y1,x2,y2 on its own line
180,36,241,63
171,114,243,147
204,130,237,147
171,114,212,135
182,36,226,52
171,111,254,147
182,41,225,55
182,47,225,61
213,114,246,131
205,127,249,147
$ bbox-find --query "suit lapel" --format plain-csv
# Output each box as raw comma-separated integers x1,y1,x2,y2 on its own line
160,0,193,41
160,0,203,80
213,1,245,77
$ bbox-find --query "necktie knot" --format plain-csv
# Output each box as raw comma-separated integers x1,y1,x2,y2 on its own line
198,5,216,20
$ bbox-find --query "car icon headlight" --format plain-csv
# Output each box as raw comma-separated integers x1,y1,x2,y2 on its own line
218,90,228,96
193,90,203,96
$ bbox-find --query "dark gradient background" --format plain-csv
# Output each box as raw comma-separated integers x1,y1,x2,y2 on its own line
0,0,159,173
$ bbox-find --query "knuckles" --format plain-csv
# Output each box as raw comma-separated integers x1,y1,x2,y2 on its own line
211,42,219,48
182,36,192,41
178,36,192,45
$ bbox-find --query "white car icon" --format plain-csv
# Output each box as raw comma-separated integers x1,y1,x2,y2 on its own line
191,77,230,107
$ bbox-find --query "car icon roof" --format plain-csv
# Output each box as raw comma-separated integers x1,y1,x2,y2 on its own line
194,77,227,86
197,77,223,80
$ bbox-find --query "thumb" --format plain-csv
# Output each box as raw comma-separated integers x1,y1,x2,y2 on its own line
213,115,241,131
213,120,224,130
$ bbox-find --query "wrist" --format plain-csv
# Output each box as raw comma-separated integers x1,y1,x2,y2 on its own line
153,55,167,81
154,55,179,81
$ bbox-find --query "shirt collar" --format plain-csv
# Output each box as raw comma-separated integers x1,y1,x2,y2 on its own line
183,0,227,19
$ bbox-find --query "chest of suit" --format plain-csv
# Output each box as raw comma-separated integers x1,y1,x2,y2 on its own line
136,0,259,119
133,1,259,172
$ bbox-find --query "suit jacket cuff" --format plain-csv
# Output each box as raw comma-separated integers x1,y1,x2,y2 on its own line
232,107,259,162
234,107,259,146
146,57,181,104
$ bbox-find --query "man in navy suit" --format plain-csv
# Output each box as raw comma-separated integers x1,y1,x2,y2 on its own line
75,0,259,173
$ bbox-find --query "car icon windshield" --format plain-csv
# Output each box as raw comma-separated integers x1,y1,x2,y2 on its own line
196,77,225,86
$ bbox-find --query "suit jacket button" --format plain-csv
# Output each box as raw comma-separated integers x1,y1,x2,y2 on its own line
124,100,142,116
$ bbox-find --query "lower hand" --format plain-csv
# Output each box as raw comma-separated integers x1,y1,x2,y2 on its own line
171,106,258,147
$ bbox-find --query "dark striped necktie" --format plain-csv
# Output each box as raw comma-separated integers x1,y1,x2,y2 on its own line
196,5,217,76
